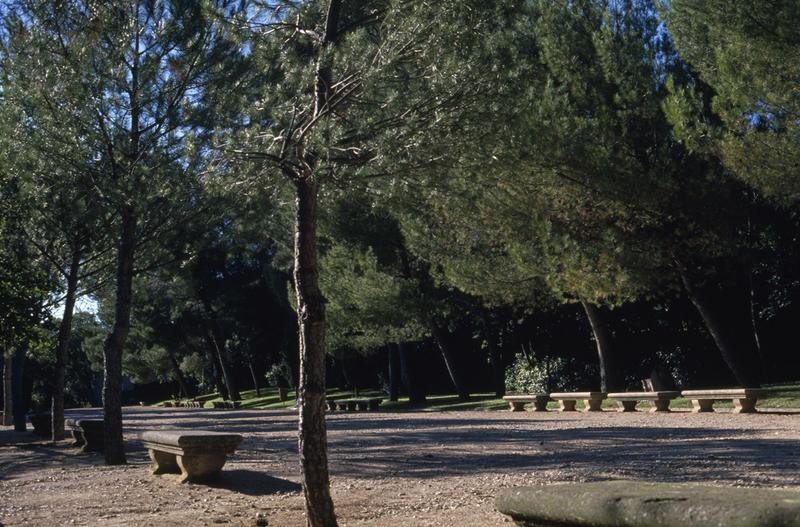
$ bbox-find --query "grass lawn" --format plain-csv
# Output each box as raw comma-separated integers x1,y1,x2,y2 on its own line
155,381,800,411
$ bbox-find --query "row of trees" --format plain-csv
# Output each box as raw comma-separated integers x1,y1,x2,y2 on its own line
1,1,798,526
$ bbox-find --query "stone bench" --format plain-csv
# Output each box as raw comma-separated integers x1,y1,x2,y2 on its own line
607,391,679,412
65,418,104,453
139,430,243,484
211,400,241,409
548,392,606,412
681,388,763,413
333,398,383,411
503,394,550,412
496,480,800,526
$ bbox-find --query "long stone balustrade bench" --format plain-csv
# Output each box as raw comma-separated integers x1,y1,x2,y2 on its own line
681,388,764,414
503,394,550,412
139,430,243,484
606,391,680,412
496,480,800,527
548,392,607,412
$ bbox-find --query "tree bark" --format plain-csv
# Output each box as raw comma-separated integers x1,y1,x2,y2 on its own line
431,323,470,401
102,206,136,465
581,301,622,392
52,247,81,441
481,313,505,398
679,269,762,387
398,342,426,403
248,358,261,397
12,345,26,432
293,178,337,527
2,353,12,426
387,345,400,401
205,327,240,401
202,333,229,399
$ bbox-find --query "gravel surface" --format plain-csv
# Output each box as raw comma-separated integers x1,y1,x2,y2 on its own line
1,406,799,526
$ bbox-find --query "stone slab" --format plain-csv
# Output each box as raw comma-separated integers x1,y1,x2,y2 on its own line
549,392,606,399
681,388,764,398
496,480,800,527
138,430,242,451
607,391,679,401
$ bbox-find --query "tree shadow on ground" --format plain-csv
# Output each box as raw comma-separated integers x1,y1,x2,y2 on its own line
207,470,301,496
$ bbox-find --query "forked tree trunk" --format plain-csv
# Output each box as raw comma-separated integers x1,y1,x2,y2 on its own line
202,334,229,399
680,269,762,387
2,353,12,426
12,345,26,432
581,301,622,393
205,328,240,401
387,345,400,401
431,323,470,401
248,359,261,397
167,351,190,399
52,247,81,441
481,313,505,398
103,207,136,465
293,178,337,527
398,342,426,403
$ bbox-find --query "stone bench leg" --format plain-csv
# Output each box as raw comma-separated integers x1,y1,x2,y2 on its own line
733,398,757,414
367,401,380,411
176,453,228,484
71,429,86,448
616,400,637,413
508,401,526,412
356,402,367,411
583,399,603,412
558,400,577,412
533,399,549,412
149,449,181,476
651,400,671,413
692,399,714,413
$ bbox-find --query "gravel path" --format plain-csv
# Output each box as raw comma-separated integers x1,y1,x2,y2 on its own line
1,406,799,526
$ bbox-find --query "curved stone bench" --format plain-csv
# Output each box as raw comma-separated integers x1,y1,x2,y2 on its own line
681,388,763,414
496,481,800,527
139,430,243,484
503,395,550,412
65,418,104,453
549,392,606,412
607,391,679,413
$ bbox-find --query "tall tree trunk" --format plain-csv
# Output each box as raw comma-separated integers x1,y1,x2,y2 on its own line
581,301,622,392
2,353,12,426
679,269,762,387
248,358,261,397
293,178,337,527
481,313,505,398
431,323,470,401
102,206,136,465
387,346,400,402
52,248,81,441
202,334,228,399
12,345,26,432
167,351,190,399
205,328,240,401
398,342,425,403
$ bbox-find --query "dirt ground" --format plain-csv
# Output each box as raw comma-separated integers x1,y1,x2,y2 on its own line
1,405,799,526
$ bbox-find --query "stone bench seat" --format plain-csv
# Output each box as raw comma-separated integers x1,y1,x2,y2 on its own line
607,391,680,413
548,392,607,412
331,398,383,411
496,480,800,527
139,430,243,484
211,400,241,409
503,394,550,412
681,388,764,413
65,418,104,453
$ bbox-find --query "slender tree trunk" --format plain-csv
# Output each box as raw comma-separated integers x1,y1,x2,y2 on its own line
103,206,136,465
248,358,261,397
431,323,470,401
481,313,505,398
12,345,26,432
2,353,12,426
205,328,240,401
387,346,400,401
398,342,426,403
679,269,762,387
202,334,228,399
167,351,190,399
52,248,81,441
293,178,337,527
581,301,622,392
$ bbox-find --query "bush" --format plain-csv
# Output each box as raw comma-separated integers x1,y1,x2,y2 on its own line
505,353,584,394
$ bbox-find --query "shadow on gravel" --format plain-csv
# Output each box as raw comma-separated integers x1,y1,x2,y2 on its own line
208,470,301,496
